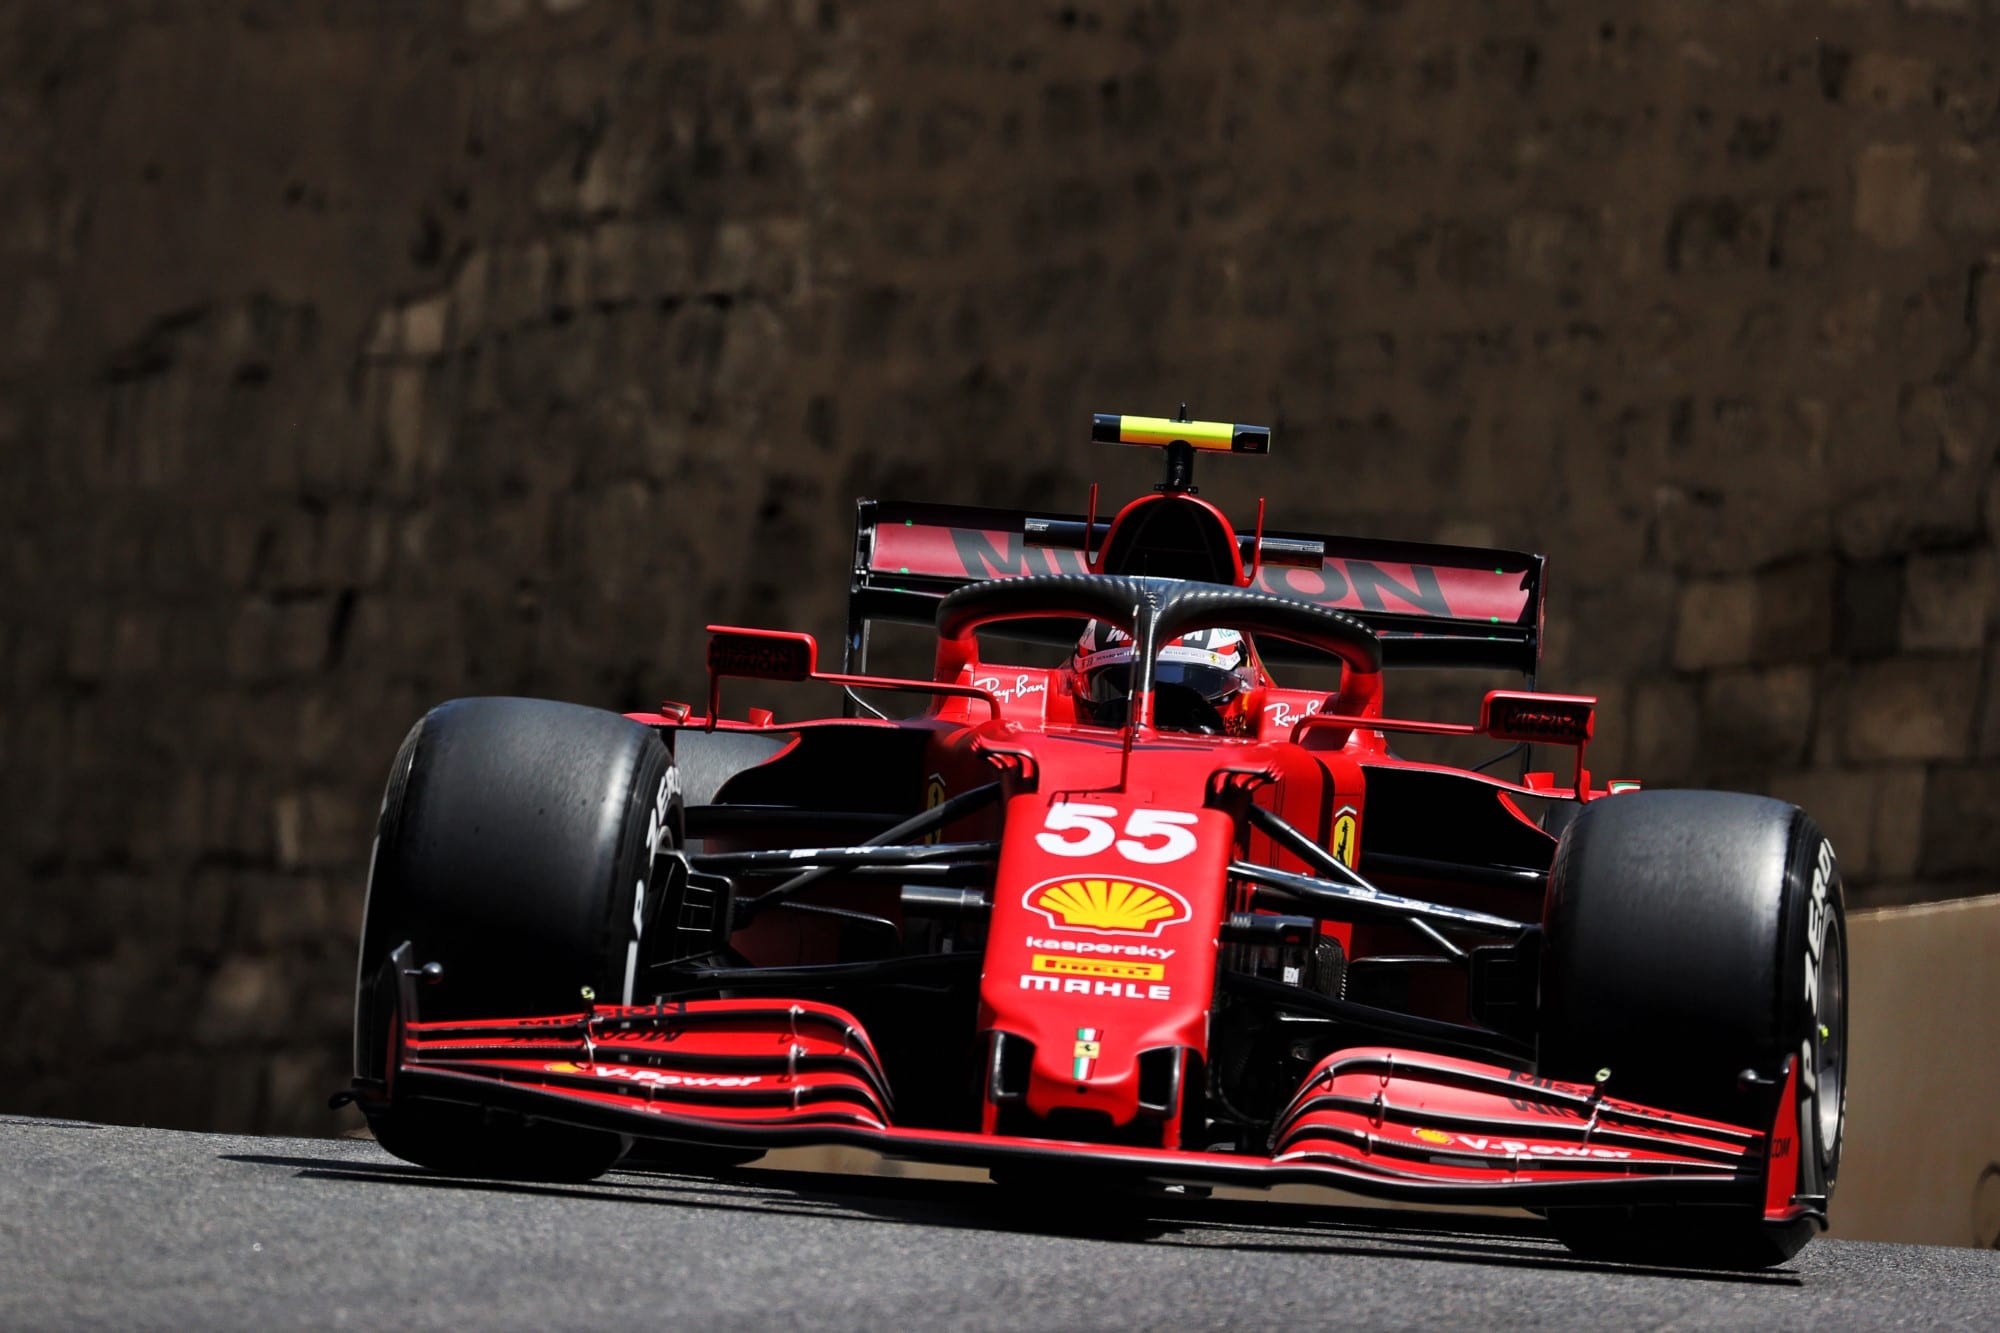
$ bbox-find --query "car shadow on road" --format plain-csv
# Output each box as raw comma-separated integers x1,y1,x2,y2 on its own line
220,1150,1802,1287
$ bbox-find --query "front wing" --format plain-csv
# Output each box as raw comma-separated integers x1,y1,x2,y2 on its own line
363,998,1816,1222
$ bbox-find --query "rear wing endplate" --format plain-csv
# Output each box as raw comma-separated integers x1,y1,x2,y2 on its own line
846,499,1545,676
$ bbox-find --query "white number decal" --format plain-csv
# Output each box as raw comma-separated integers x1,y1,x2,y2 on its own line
1034,803,1118,857
1036,805,1200,864
1117,809,1201,864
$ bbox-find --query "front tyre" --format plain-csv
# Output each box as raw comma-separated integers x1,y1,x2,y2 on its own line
353,697,681,1182
1536,790,1847,1269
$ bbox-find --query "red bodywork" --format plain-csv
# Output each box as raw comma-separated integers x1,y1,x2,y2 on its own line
375,476,1819,1228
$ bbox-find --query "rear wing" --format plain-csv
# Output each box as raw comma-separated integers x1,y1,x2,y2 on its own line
845,499,1545,676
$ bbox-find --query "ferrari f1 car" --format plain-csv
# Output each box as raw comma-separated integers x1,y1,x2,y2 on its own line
342,416,1847,1269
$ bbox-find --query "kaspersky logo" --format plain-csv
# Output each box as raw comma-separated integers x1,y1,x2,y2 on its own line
1023,875,1192,937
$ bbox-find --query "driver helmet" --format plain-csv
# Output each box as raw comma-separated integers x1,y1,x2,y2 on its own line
1065,621,1265,732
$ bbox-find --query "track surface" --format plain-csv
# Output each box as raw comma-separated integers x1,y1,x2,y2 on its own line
2,1116,1994,1330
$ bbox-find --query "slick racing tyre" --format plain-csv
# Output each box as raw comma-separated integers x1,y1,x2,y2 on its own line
1535,790,1846,1270
353,696,681,1182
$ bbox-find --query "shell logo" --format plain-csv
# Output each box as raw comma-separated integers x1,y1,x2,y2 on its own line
1024,875,1191,937
545,1062,583,1074
1413,1127,1454,1146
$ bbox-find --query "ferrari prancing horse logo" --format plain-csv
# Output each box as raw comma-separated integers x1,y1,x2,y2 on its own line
921,773,947,845
1073,1027,1101,1080
1331,805,1359,869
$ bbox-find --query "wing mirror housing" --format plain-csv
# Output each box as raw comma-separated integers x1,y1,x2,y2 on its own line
1480,691,1595,747
707,626,818,681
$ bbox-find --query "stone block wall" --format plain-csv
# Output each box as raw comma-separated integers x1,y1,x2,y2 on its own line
1,0,1995,1134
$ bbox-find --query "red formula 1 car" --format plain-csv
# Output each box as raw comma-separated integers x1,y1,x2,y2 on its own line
342,417,1847,1269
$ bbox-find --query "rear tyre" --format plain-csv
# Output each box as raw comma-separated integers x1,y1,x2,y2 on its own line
353,697,682,1182
1536,790,1846,1270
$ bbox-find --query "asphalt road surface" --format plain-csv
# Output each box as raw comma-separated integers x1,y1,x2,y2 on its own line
2,1115,1994,1330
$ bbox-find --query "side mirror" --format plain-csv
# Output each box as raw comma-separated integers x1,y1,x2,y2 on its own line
1480,690,1595,746
706,626,818,682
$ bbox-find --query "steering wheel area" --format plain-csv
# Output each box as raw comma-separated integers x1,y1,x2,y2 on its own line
935,573,1384,731
1086,682,1231,734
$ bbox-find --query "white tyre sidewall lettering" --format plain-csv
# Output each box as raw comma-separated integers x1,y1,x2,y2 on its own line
1798,837,1840,1166
624,767,676,1006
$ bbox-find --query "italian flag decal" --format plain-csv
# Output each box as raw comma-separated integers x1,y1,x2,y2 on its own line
1073,1027,1102,1080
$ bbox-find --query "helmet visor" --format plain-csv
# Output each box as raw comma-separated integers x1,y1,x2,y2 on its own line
1085,660,1243,705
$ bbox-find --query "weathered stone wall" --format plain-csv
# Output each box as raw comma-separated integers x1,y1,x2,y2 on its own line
2,0,1995,1134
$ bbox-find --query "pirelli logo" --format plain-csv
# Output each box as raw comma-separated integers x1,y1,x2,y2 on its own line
1030,953,1165,982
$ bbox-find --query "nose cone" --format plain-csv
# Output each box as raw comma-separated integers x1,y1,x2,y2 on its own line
979,789,1233,1135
